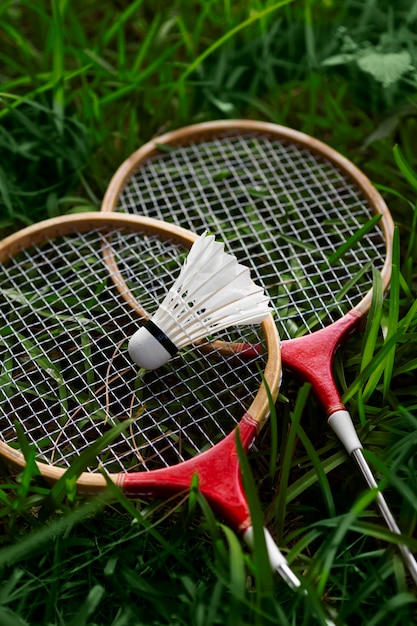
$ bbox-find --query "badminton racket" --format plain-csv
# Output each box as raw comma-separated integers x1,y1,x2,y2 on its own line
0,211,307,590
100,119,417,584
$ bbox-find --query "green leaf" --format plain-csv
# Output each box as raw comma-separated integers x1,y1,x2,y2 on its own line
357,50,412,88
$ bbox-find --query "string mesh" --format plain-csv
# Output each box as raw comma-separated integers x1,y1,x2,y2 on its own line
116,131,387,339
0,225,266,473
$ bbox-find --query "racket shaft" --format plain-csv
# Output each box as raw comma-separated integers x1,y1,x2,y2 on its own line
327,412,417,582
352,448,417,585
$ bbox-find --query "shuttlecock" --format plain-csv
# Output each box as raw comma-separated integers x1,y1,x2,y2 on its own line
128,232,271,370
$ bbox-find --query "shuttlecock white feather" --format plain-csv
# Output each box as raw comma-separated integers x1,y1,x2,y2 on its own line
128,232,271,370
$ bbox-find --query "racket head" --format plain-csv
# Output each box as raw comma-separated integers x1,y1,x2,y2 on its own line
0,212,280,493
101,120,394,341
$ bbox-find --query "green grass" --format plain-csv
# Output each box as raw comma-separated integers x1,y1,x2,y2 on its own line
1,0,417,624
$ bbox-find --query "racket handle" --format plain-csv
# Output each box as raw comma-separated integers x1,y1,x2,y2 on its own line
243,526,301,589
351,448,417,586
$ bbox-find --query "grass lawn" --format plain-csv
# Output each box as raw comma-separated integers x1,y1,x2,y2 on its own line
0,1,417,624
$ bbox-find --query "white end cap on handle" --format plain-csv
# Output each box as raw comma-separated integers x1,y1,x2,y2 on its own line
327,409,362,455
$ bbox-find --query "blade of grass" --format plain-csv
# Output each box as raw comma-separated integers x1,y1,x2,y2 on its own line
102,472,200,572
386,391,417,430
304,0,317,69
311,488,379,595
0,20,37,61
0,495,109,569
219,524,247,606
292,422,336,517
50,0,67,133
0,607,30,626
393,144,417,192
38,419,133,520
174,0,295,87
286,451,347,504
102,0,145,46
274,383,311,544
327,214,382,265
383,228,400,399
0,65,91,119
340,559,408,620
362,449,417,516
234,429,274,596
68,584,105,626
367,593,417,626
343,329,408,405
132,13,162,74
257,367,279,480
100,43,182,106
0,165,14,216
360,266,384,402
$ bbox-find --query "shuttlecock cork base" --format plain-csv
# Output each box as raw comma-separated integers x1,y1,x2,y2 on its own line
128,320,178,371
128,231,271,370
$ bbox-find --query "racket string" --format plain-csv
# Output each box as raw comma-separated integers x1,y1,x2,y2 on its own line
0,226,265,473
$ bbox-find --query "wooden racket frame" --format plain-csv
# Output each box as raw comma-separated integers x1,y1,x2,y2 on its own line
0,211,280,528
